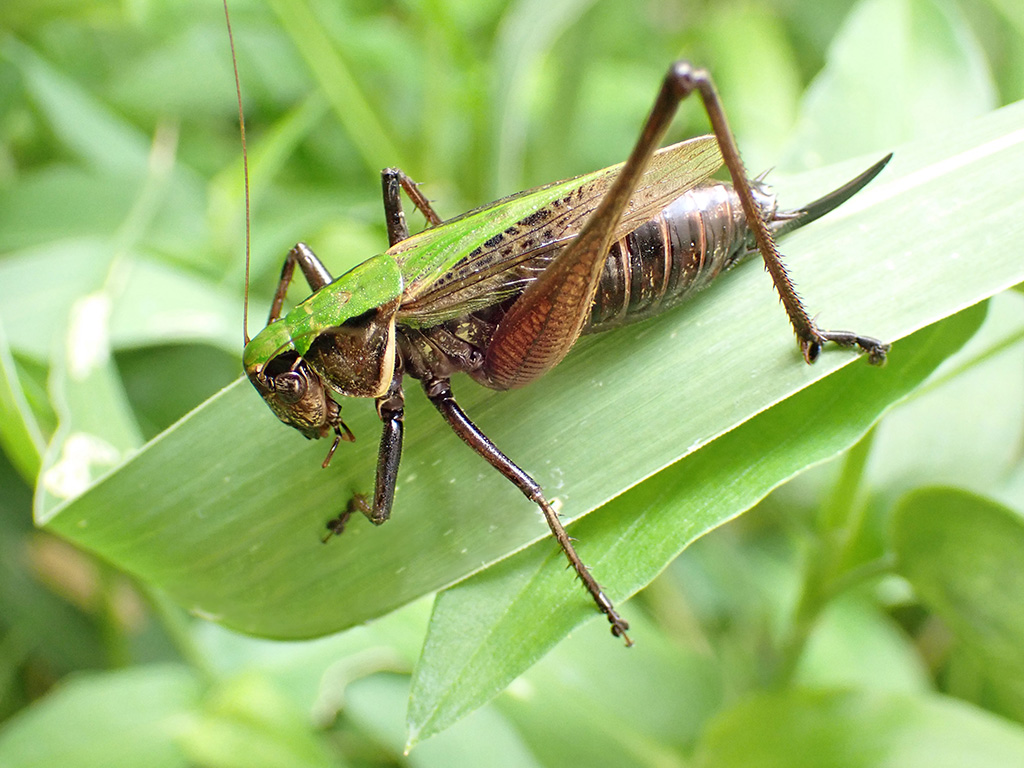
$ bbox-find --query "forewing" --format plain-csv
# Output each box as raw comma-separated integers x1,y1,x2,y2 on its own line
393,135,722,325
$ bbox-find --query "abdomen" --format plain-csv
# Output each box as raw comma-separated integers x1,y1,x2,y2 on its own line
586,182,770,333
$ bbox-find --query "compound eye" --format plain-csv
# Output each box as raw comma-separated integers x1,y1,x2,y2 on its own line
274,370,307,403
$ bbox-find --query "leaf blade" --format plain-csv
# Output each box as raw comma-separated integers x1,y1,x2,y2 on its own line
41,100,1024,642
407,307,983,741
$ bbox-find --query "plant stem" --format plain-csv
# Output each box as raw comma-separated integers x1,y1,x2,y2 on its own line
772,426,879,686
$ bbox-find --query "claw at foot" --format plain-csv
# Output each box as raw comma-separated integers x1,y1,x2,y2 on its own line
866,340,891,366
800,338,822,364
321,512,350,543
801,330,890,367
610,616,633,647
596,590,632,647
322,494,374,542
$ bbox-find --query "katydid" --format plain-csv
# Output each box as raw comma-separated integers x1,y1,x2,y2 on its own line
226,10,889,645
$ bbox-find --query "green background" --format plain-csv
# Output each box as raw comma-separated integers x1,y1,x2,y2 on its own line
2,0,1024,764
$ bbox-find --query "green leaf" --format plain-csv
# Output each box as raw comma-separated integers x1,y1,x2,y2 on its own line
493,609,724,765
407,309,980,742
42,92,1024,639
265,0,404,174
0,665,202,768
345,673,543,768
491,0,601,193
697,4,802,172
782,0,997,168
0,317,45,482
893,487,1024,717
865,291,1024,502
694,689,1024,767
179,672,335,768
1,36,150,177
109,257,240,356
795,594,931,694
35,287,145,519
0,240,115,363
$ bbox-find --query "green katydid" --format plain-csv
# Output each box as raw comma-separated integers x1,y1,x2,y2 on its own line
226,8,890,645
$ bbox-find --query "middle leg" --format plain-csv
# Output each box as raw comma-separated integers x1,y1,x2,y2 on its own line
422,376,632,645
323,371,405,540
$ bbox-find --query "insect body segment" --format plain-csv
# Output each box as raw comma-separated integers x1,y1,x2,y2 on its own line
589,181,761,331
587,154,891,332
239,61,891,644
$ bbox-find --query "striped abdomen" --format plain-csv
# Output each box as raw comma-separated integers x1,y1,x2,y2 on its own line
586,182,774,333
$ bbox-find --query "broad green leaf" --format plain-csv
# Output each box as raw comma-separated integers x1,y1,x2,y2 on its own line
694,689,1024,767
0,318,45,482
407,310,980,742
42,97,1024,640
35,284,146,519
893,487,1024,718
796,594,931,694
0,665,201,768
179,673,335,768
345,673,542,768
1,36,150,177
782,0,997,168
494,609,723,766
866,291,1024,502
109,258,239,356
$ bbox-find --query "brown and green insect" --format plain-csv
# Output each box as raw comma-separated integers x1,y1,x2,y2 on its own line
228,14,889,645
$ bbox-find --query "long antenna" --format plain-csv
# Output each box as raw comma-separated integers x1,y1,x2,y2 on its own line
223,0,252,345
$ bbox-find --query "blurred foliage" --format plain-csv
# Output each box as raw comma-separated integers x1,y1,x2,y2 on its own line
1,0,1024,765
